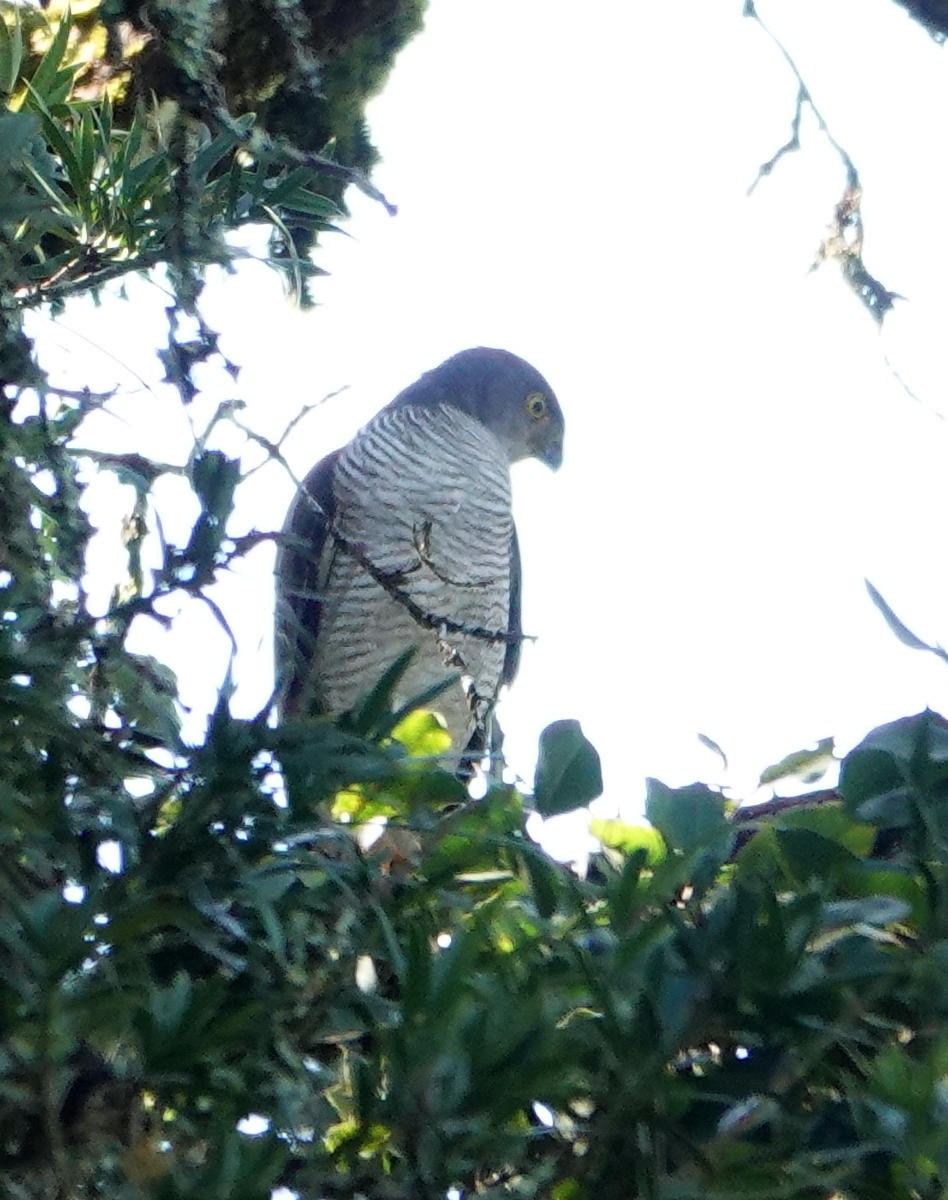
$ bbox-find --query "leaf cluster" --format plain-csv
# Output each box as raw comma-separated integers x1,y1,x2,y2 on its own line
5,4,948,1197
1,0,424,311
8,548,948,1200
0,8,345,337
10,300,946,1196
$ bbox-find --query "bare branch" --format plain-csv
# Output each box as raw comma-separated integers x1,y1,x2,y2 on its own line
230,386,349,481
745,0,900,322
74,449,186,481
748,83,807,195
411,520,498,590
730,787,840,857
733,788,839,825
284,521,532,649
278,443,536,649
747,1,857,190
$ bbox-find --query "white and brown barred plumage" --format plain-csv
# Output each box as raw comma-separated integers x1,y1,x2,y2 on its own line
275,347,564,759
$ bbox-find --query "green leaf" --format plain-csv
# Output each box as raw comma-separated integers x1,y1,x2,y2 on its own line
100,651,182,745
93,91,112,150
522,848,559,918
845,865,927,927
261,164,320,206
143,972,194,1041
552,1180,583,1200
875,710,948,773
191,120,245,181
0,8,24,96
534,719,603,816
281,187,340,217
26,13,75,107
717,1094,781,1137
251,896,287,963
774,801,876,857
865,579,948,664
389,708,452,758
22,83,82,186
121,149,171,209
733,880,791,987
839,712,948,830
76,107,96,198
774,827,861,884
698,731,728,770
646,780,730,856
759,737,835,787
590,816,665,862
839,746,908,824
606,846,652,925
0,109,38,164
346,648,455,739
820,895,910,930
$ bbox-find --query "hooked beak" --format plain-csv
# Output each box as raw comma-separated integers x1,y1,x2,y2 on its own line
540,437,563,470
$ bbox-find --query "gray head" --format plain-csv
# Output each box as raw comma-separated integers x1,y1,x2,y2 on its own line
392,347,564,469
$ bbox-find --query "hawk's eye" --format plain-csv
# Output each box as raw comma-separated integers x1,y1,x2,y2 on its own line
525,391,547,420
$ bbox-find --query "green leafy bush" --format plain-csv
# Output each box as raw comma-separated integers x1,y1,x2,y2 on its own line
4,6,948,1199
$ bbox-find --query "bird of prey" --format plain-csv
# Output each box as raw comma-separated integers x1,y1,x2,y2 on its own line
275,346,564,763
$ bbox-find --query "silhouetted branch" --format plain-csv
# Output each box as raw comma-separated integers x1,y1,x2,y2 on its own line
745,0,900,322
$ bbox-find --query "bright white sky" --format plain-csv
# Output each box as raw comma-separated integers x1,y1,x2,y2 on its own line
28,0,948,850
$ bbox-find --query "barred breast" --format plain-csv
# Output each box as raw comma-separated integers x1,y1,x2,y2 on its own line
312,403,514,745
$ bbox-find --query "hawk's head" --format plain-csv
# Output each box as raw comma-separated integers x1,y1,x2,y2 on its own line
394,346,564,470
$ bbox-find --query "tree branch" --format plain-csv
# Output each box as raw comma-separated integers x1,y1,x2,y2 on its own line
745,0,899,322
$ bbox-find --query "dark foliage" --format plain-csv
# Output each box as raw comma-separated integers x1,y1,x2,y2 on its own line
894,0,948,38
4,3,948,1197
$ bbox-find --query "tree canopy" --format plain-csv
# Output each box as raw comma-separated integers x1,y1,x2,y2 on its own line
4,3,948,1198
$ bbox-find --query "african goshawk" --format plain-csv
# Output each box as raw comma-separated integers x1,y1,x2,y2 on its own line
275,346,564,759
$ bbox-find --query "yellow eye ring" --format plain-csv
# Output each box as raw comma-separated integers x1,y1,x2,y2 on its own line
525,391,547,420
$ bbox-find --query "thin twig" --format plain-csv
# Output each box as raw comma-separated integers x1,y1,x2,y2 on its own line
42,383,117,405
230,385,349,481
880,348,944,420
285,521,531,648
32,310,168,406
14,248,170,310
73,449,186,479
288,465,532,647
412,520,497,589
748,83,807,195
745,0,899,322
746,1,857,193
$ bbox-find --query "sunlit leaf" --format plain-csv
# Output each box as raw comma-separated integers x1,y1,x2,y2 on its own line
759,737,835,787
590,817,665,863
390,708,452,758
